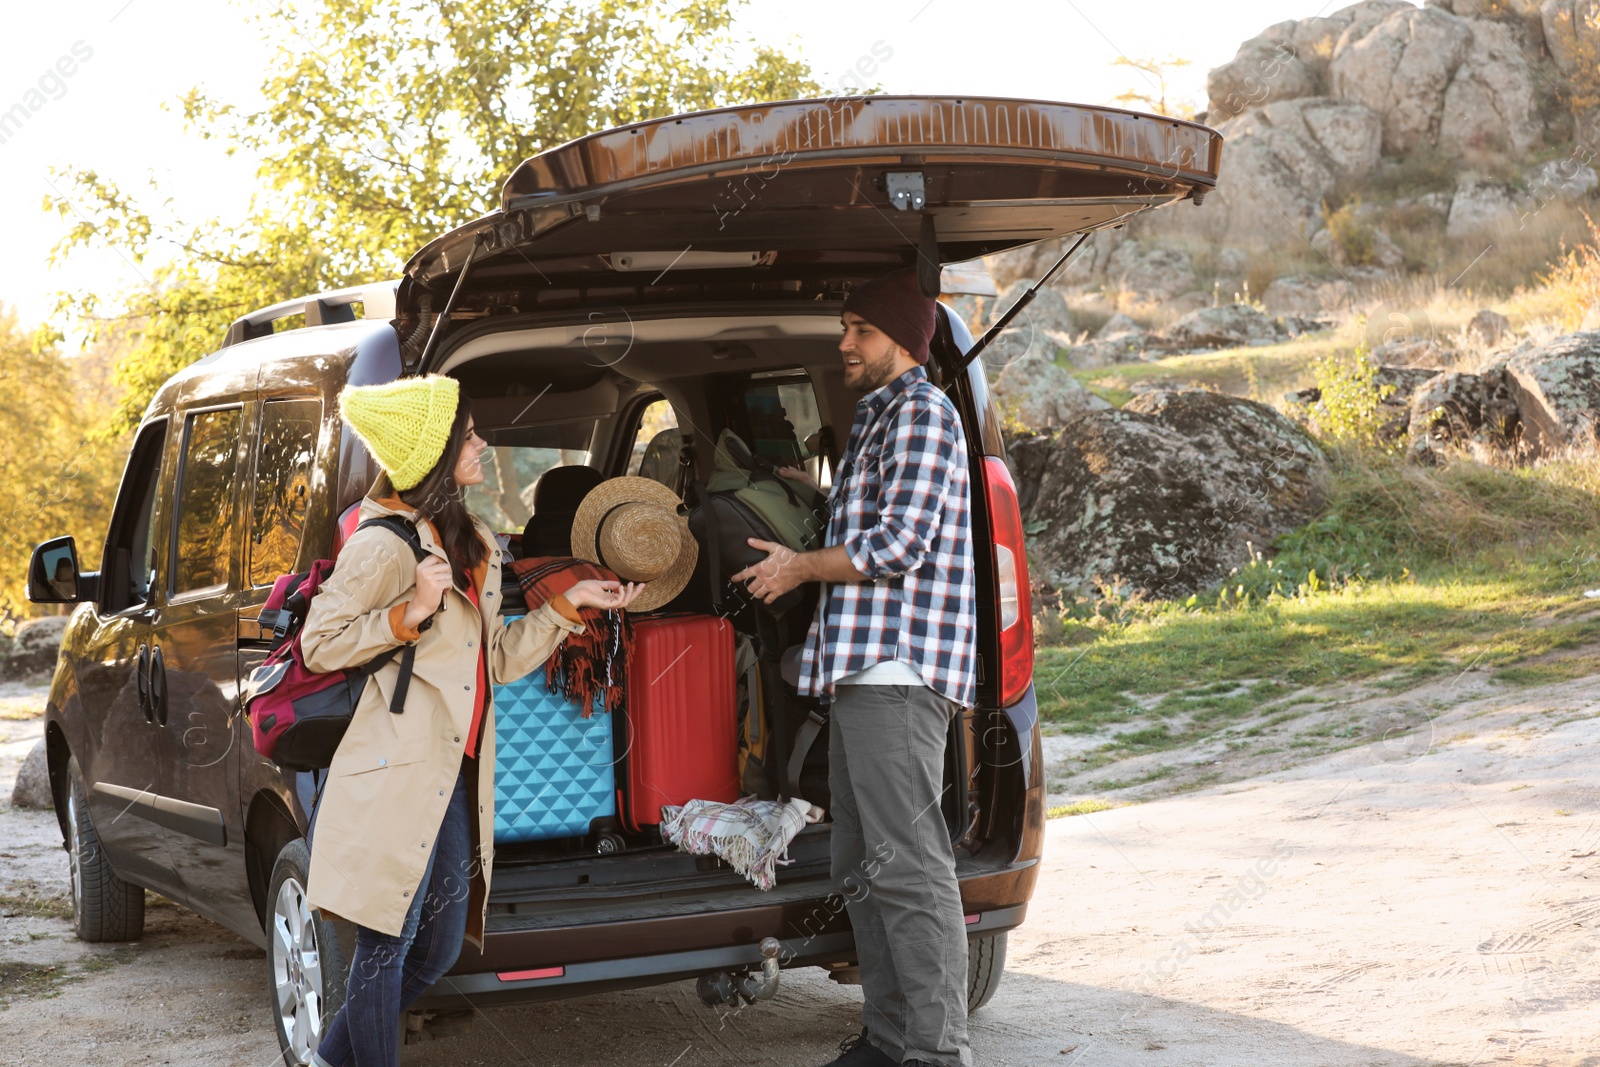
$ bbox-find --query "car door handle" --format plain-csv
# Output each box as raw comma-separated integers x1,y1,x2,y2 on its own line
149,645,168,727
136,643,153,723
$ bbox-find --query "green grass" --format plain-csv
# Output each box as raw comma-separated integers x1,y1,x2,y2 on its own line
1034,451,1600,740
1074,332,1336,405
0,893,72,921
0,962,63,1004
1491,651,1600,687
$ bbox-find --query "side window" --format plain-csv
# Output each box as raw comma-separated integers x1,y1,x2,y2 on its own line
249,399,321,586
171,407,243,597
627,398,681,488
102,418,169,614
739,373,829,488
459,420,595,532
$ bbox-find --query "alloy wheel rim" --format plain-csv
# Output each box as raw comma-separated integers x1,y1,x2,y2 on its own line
65,788,83,916
271,875,323,1065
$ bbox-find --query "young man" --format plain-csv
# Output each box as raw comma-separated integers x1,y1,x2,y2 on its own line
732,268,978,1067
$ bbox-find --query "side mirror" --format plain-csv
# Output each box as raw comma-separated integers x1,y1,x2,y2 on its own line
28,536,88,604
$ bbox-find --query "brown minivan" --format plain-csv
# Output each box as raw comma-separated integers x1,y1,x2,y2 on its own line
26,95,1220,1065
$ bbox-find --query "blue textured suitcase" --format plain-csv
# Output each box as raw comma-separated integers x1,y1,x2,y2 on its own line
492,614,617,844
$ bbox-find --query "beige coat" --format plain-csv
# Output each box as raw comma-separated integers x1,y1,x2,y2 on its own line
300,495,584,945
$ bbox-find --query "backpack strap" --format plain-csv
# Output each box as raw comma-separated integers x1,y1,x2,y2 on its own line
688,479,724,613
785,704,827,799
352,515,434,716
356,515,429,563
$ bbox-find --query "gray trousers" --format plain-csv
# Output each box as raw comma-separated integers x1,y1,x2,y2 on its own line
829,683,971,1067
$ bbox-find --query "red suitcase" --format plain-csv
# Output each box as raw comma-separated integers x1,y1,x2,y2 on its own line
618,614,740,831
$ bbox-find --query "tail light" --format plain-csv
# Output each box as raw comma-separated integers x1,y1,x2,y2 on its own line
982,456,1033,706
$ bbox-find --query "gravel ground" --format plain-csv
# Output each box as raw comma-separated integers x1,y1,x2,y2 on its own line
2,671,1599,1065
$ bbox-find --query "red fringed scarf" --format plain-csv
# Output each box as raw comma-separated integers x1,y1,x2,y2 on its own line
510,556,633,717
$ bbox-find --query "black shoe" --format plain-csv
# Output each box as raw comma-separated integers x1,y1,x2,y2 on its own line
821,1029,897,1067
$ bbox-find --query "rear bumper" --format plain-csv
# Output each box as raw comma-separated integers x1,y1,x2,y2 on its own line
420,901,1028,1009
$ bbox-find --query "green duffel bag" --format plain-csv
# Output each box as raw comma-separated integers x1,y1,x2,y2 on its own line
704,430,828,552
688,430,829,614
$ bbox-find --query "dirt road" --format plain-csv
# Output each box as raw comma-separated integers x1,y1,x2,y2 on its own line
4,671,1599,1066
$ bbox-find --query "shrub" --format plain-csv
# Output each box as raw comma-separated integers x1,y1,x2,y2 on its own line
1322,198,1379,267
1306,344,1396,448
1536,209,1600,330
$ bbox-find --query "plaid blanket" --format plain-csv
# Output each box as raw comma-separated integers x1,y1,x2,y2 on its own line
510,555,633,716
660,796,815,891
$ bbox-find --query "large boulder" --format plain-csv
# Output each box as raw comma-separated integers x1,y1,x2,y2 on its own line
1206,36,1319,122
1060,313,1151,369
1304,1,1417,72
1370,336,1454,368
1502,331,1600,452
1261,274,1356,314
1406,368,1522,460
1009,390,1329,598
1310,222,1406,270
1,617,69,681
1467,309,1512,347
1542,0,1600,148
1447,178,1521,236
1160,303,1290,349
1525,158,1600,202
987,352,1110,433
977,280,1075,366
1097,313,1144,341
1331,7,1476,155
1202,97,1382,240
1105,242,1198,301
11,740,52,811
1437,17,1544,156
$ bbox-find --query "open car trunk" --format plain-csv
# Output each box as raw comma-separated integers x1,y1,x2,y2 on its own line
459,308,991,915
420,95,1221,910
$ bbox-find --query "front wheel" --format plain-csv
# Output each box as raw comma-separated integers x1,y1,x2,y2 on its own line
267,838,347,1067
65,757,144,942
966,932,1007,1012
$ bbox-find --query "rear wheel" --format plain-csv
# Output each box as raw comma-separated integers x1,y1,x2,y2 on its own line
65,757,144,942
267,839,347,1067
966,932,1007,1012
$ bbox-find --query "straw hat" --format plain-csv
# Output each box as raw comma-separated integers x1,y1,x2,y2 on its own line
570,477,698,613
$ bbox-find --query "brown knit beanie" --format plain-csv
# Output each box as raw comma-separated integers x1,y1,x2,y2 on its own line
842,268,937,364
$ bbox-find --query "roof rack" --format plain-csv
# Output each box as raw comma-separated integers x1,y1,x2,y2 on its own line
221,281,398,348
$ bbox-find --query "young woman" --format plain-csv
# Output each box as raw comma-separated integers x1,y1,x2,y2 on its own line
299,375,642,1067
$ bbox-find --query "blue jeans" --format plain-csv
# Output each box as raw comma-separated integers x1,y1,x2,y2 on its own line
313,767,474,1067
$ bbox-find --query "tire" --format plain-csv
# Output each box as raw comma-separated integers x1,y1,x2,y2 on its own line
966,932,1007,1012
65,757,144,942
267,838,348,1067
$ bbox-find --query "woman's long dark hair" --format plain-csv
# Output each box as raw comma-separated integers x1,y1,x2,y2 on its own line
372,395,488,590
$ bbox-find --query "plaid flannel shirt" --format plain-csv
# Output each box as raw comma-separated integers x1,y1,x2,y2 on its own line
798,366,978,708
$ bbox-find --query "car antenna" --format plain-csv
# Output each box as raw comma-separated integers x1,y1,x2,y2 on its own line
953,231,1091,375
415,233,486,372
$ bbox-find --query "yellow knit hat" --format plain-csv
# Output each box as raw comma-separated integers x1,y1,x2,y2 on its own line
338,375,461,490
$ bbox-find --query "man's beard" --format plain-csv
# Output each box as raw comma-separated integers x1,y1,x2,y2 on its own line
851,346,901,392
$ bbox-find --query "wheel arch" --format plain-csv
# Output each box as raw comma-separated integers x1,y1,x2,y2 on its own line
45,717,73,844
245,789,305,928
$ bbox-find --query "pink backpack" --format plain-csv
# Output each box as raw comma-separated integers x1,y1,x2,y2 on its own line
243,517,429,771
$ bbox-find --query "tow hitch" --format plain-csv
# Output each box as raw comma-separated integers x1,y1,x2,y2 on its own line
696,937,782,1008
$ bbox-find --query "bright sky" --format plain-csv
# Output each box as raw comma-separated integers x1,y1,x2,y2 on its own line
0,0,1357,337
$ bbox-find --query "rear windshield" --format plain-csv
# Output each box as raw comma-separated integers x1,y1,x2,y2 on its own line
464,422,593,534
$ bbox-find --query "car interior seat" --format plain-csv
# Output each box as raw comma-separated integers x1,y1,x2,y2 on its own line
636,428,684,493
521,464,605,558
